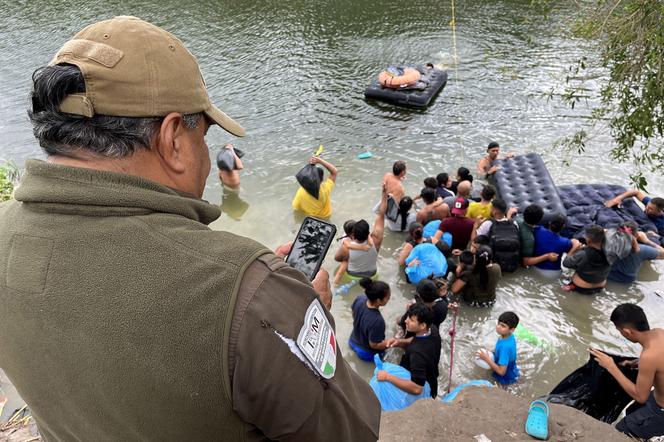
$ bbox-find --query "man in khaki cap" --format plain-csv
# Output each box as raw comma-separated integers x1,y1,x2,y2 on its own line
0,16,380,441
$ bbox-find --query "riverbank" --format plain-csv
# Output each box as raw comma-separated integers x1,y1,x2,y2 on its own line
380,386,629,442
1,385,631,441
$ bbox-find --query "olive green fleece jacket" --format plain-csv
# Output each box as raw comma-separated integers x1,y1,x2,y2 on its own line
0,160,381,441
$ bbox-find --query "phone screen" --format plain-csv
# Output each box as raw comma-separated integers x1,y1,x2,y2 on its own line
286,217,337,280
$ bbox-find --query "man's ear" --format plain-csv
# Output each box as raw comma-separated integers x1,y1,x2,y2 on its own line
153,112,187,173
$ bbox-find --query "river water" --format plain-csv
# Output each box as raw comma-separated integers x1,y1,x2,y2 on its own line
1,0,663,420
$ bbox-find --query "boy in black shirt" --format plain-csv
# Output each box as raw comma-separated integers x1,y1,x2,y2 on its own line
380,303,442,398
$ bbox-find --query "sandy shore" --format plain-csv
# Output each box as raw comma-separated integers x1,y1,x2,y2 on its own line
379,386,630,442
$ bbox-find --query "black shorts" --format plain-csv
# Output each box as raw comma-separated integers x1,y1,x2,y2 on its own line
615,392,664,439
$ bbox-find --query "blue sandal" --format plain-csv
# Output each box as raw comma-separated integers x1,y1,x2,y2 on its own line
525,400,549,440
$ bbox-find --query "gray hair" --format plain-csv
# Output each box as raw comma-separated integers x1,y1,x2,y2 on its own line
28,64,202,158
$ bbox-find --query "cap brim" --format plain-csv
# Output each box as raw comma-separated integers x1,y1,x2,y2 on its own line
205,104,246,137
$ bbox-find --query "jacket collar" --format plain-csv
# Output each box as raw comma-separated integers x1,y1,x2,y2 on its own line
14,160,221,225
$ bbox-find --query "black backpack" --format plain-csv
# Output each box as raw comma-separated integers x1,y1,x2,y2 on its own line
489,220,521,273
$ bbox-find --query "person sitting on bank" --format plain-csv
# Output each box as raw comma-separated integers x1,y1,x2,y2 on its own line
291,156,337,219
608,222,664,284
416,188,449,225
562,225,611,294
605,188,664,244
466,184,496,220
216,143,244,189
349,278,392,362
383,160,407,203
436,172,455,199
476,141,514,180
378,303,442,398
533,213,581,277
589,304,664,440
458,245,502,308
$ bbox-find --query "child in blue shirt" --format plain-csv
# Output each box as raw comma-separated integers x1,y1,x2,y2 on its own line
478,311,520,385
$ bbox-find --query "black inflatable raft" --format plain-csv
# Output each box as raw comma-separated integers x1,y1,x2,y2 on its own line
364,66,448,108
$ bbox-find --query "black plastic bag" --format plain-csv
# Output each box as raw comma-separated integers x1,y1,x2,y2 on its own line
386,196,399,222
545,352,638,423
216,148,245,172
295,164,323,199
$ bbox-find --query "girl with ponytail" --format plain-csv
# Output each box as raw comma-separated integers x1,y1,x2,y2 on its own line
349,278,392,361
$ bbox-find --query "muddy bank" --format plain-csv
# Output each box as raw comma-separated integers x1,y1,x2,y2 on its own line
379,386,629,442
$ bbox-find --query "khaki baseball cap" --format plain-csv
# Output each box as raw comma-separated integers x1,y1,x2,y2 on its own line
50,16,245,136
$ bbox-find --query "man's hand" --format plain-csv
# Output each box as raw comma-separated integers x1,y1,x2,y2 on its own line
376,370,390,382
448,302,459,314
452,249,462,256
505,152,515,158
312,269,332,310
274,241,293,258
589,348,618,371
309,156,322,165
547,252,559,262
605,197,620,208
224,143,234,150
507,207,518,219
488,165,501,175
408,259,421,267
385,337,399,348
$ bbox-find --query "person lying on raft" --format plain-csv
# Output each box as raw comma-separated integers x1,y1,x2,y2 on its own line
562,225,611,294
589,303,664,440
477,141,514,180
349,278,392,362
377,303,442,398
605,189,664,244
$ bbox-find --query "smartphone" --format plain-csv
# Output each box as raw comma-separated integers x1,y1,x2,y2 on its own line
286,217,337,281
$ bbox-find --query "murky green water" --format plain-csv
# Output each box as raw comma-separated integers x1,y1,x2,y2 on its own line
1,0,663,419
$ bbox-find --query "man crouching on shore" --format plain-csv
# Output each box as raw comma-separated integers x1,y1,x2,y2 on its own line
589,304,664,439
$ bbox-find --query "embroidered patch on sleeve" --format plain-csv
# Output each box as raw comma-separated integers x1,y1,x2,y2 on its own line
296,299,337,379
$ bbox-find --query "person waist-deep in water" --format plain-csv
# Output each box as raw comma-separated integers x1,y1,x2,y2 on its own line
292,155,338,219
0,16,380,442
477,311,520,385
377,302,442,398
349,278,392,361
589,304,664,440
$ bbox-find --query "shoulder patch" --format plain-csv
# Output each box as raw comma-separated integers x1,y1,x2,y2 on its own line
296,299,337,379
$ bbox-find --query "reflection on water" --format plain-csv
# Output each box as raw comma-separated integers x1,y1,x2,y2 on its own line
1,0,663,417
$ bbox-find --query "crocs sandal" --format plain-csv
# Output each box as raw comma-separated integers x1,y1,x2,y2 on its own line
525,400,549,440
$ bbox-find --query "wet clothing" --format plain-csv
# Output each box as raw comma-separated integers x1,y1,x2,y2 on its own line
436,186,454,200
399,326,442,398
0,160,379,442
517,220,536,259
643,196,664,237
493,334,519,385
608,244,661,283
292,178,334,218
350,295,386,358
348,241,378,277
615,391,664,440
563,247,610,284
466,201,492,220
460,264,502,306
386,211,417,232
533,226,573,271
438,216,475,251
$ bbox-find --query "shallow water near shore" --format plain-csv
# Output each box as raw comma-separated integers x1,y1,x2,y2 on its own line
1,0,663,419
